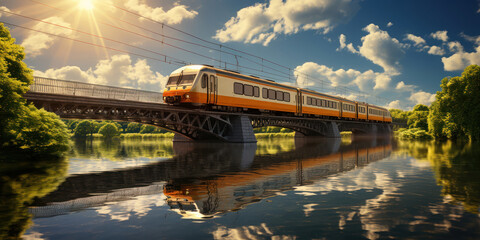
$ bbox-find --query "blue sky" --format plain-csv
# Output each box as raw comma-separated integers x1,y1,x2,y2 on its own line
1,0,480,109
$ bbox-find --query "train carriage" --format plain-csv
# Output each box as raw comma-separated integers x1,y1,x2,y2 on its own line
162,65,392,123
357,103,368,120
301,89,340,118
340,100,357,119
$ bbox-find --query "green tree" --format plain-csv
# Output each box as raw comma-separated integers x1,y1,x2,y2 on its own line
407,104,429,131
139,124,156,134
74,120,95,138
0,23,69,153
126,122,142,133
428,65,480,140
98,123,120,138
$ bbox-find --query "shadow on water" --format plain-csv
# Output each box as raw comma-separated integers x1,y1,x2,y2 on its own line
0,155,68,239
28,136,394,219
397,140,480,214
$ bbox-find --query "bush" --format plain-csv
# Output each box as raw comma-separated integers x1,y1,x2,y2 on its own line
396,128,433,140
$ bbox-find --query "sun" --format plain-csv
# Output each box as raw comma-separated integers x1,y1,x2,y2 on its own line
78,0,94,10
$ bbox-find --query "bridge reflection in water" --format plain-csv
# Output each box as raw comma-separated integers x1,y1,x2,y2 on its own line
29,137,392,219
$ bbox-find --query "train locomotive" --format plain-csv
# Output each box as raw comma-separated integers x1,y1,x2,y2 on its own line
162,65,392,123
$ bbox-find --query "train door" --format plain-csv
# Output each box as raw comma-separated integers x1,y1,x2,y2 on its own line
296,89,302,115
355,102,359,120
339,102,343,118
207,74,217,104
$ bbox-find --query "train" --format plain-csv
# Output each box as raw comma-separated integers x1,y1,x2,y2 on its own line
162,65,392,123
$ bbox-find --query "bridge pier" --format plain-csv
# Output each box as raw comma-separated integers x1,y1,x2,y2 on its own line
324,122,341,138
225,116,257,143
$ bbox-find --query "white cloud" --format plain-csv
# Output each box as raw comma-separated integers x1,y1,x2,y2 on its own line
124,0,197,25
337,24,404,77
21,16,73,57
294,62,392,91
405,34,426,47
337,34,358,53
427,46,445,56
36,66,94,83
409,91,436,106
442,39,480,71
395,81,417,92
35,54,167,91
0,6,11,18
387,22,393,27
214,0,359,46
447,41,463,53
431,30,448,42
358,24,405,74
386,100,402,109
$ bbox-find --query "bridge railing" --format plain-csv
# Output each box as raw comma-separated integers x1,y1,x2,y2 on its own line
30,76,164,103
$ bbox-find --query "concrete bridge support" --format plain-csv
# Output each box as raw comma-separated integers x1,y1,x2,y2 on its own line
225,116,257,143
324,122,341,138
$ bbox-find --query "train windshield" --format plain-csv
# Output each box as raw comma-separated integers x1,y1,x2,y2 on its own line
166,74,196,86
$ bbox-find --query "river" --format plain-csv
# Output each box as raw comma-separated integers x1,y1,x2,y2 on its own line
1,136,480,239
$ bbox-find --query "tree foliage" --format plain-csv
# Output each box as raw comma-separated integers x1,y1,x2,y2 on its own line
0,23,69,153
408,104,429,131
428,65,480,141
126,122,142,133
73,120,95,138
99,123,120,138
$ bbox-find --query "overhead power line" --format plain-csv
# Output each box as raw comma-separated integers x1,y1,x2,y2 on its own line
20,0,390,105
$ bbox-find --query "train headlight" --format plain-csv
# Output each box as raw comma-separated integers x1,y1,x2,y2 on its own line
184,94,190,99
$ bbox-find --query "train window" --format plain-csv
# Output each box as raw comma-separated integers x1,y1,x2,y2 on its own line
322,100,326,107
201,74,208,88
179,74,196,84
268,89,276,100
284,92,290,102
327,101,331,108
254,86,260,97
276,91,283,101
244,84,253,96
234,82,243,95
313,98,319,106
262,88,268,99
334,102,337,109
343,105,347,110
167,76,179,86
307,97,312,105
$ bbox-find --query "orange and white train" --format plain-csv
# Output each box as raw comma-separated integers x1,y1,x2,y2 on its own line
162,65,392,123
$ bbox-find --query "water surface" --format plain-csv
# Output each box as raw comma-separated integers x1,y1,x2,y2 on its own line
1,137,480,239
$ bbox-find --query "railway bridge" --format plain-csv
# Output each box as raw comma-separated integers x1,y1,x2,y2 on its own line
25,77,396,143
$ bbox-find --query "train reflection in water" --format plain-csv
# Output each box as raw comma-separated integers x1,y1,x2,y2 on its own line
29,137,391,220
164,137,392,219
